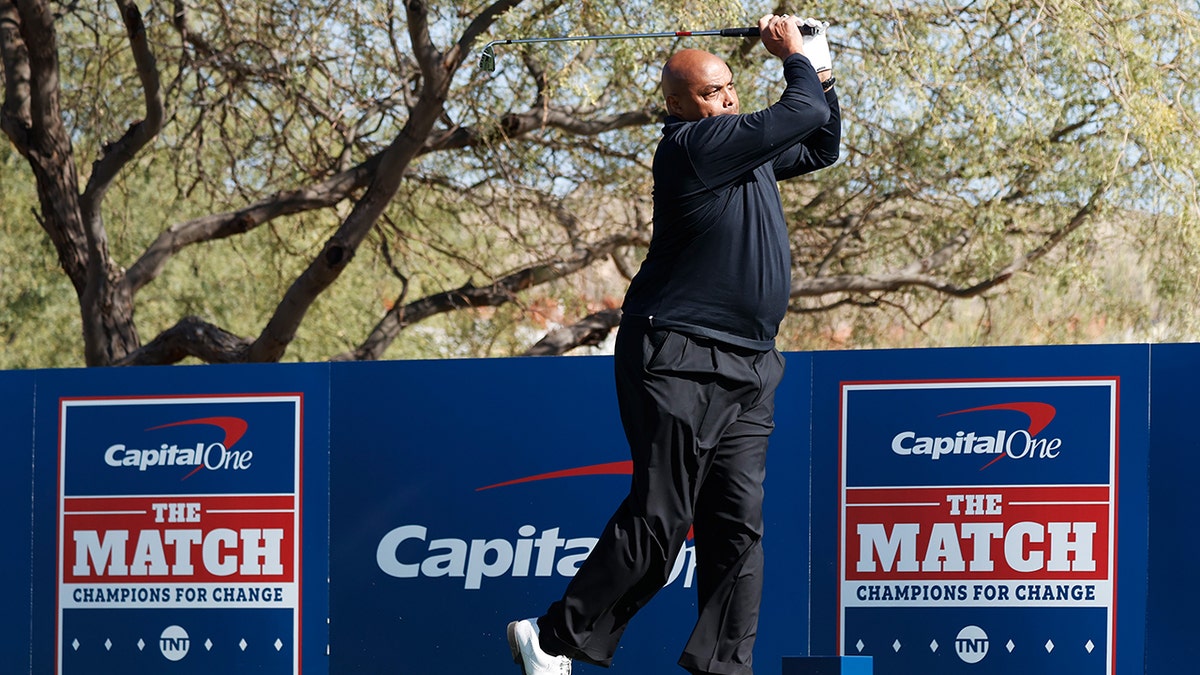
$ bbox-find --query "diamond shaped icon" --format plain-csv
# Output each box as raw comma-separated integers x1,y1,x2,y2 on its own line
137,638,145,651
1006,639,1015,653
1086,640,1095,653
205,639,213,651
855,639,865,653
930,639,939,652
1045,639,1055,653
275,638,283,651
892,639,901,653
71,639,80,651
104,639,112,651
239,638,248,651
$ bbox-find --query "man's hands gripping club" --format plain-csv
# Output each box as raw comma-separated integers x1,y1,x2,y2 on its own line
757,14,833,80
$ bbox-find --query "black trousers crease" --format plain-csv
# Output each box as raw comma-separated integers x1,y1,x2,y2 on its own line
538,319,785,675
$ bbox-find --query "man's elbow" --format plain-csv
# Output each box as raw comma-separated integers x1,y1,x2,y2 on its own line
810,100,831,126
789,98,830,130
818,144,840,167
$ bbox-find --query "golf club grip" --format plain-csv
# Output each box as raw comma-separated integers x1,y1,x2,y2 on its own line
717,24,819,37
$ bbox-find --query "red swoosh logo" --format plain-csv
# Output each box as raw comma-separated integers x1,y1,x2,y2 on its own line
476,460,632,491
144,417,248,480
938,402,1056,470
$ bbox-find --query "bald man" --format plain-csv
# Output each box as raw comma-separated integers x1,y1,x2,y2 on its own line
508,14,840,675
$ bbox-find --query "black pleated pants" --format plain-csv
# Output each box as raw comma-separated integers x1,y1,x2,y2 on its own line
538,317,785,675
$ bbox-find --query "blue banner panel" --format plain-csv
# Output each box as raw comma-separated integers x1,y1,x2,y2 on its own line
329,354,813,675
764,352,815,665
0,370,35,675
809,345,1148,675
1146,342,1200,673
782,655,873,674
29,364,330,675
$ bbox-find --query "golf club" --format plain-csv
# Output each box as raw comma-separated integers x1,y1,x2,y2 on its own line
478,23,820,71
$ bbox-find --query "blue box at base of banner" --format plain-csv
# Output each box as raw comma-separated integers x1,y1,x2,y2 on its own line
782,656,872,674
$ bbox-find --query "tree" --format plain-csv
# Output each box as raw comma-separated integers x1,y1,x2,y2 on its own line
2,0,1198,367
781,0,1200,348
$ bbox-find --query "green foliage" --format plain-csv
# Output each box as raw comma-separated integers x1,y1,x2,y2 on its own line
4,0,1200,368
775,0,1200,348
0,147,82,368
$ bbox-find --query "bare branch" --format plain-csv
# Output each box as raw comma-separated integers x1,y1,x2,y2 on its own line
339,233,637,360
5,0,89,297
428,106,661,152
116,316,252,365
247,99,444,360
896,228,970,276
124,95,649,298
126,153,382,292
405,0,442,80
792,271,977,298
170,0,213,58
238,0,565,362
793,190,1106,301
523,308,622,355
81,1,164,216
958,184,1107,295
453,0,526,68
0,0,31,143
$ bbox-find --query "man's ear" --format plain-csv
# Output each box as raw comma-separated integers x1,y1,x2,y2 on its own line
664,94,680,116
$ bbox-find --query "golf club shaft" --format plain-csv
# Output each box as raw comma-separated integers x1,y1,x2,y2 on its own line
478,24,821,71
485,27,760,50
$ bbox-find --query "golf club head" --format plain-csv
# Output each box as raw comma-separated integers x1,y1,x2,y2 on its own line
479,44,496,72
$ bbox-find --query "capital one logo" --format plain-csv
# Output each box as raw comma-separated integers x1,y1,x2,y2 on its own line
955,625,989,664
103,416,254,479
159,624,190,661
890,402,1063,469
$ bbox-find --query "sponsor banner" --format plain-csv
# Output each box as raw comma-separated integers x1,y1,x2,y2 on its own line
7,345,1167,674
328,355,813,675
56,393,303,674
837,372,1123,674
0,370,35,675
809,345,1148,675
1146,343,1200,671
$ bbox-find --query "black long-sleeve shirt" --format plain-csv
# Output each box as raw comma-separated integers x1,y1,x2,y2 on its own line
622,53,841,350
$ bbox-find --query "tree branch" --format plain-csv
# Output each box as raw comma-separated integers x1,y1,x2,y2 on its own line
81,0,164,218
955,184,1108,296
5,0,89,297
338,233,637,360
523,308,622,355
0,0,31,144
127,233,633,365
792,188,1107,301
115,316,252,365
452,0,526,70
242,0,470,362
429,106,661,152
405,0,442,81
125,153,383,292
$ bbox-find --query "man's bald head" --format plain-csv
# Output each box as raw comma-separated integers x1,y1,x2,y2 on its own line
661,49,739,120
661,50,729,96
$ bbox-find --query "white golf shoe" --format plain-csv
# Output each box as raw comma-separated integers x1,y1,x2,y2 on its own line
507,618,572,675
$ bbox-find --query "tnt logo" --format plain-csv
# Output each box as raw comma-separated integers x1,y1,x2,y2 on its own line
159,625,190,662
955,625,989,664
